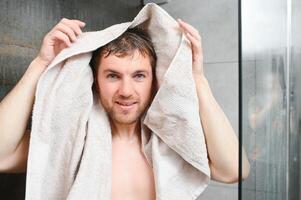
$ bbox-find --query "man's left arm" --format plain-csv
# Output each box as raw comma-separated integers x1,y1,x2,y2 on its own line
194,75,250,183
177,19,250,184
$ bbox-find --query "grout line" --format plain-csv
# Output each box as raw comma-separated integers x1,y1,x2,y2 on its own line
0,42,38,50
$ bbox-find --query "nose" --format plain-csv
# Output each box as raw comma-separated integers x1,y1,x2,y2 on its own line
118,78,134,98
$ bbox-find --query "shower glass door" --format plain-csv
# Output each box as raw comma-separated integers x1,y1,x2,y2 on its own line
240,0,301,199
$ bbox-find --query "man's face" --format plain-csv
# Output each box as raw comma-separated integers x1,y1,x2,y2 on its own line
97,50,153,125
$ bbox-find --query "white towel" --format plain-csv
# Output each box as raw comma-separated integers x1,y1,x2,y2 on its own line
25,3,210,200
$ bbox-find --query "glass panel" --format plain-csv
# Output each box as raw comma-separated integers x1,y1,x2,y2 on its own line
241,0,289,199
288,0,301,199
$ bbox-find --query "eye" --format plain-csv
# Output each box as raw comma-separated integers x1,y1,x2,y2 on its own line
106,74,119,80
134,73,146,81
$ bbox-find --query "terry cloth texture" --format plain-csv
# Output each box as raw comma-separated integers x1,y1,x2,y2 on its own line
25,3,211,200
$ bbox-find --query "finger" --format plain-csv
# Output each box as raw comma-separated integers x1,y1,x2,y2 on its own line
56,23,77,42
177,19,201,40
58,42,68,50
185,32,202,57
52,31,72,46
60,18,83,35
177,19,200,38
73,19,86,27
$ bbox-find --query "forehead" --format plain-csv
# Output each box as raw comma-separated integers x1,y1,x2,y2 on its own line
98,50,152,73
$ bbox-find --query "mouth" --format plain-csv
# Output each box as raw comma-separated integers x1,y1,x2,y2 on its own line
115,101,137,110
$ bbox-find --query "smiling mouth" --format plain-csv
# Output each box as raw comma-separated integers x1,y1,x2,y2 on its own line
116,101,137,106
115,101,137,110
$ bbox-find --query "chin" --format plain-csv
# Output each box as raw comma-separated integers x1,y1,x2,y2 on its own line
114,117,138,125
110,108,141,125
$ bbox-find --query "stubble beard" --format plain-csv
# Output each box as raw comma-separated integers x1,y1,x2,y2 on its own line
109,104,141,125
101,99,150,125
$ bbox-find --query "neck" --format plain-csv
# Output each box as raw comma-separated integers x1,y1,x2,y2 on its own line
110,119,141,143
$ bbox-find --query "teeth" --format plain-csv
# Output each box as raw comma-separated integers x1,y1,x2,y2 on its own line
118,102,135,106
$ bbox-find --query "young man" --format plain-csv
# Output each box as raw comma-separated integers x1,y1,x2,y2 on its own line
89,28,158,199
0,18,250,199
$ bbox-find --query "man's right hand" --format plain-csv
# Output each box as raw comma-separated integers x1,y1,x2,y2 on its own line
0,18,85,173
36,18,86,68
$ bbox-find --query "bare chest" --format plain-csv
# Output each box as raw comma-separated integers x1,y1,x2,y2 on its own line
111,141,156,200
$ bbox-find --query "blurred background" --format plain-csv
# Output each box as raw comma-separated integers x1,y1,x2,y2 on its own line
0,0,300,199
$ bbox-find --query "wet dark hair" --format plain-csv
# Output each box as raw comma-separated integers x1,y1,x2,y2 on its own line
89,27,157,95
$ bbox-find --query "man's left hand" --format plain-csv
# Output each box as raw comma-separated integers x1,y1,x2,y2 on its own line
177,19,205,80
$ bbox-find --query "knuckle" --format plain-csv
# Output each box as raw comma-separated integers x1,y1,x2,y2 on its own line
61,18,68,23
47,31,54,38
52,32,59,38
56,31,64,39
56,23,63,29
62,33,68,39
52,30,60,35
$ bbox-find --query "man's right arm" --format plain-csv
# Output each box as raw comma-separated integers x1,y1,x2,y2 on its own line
0,58,47,173
0,18,85,173
0,130,30,173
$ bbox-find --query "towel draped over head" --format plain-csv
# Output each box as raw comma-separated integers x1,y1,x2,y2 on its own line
25,3,210,200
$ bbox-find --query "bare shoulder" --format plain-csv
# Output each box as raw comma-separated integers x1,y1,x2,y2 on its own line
0,130,30,173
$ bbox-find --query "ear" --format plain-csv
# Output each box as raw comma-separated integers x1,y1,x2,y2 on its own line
92,72,101,96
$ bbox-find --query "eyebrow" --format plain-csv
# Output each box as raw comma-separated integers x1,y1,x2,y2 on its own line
103,69,150,75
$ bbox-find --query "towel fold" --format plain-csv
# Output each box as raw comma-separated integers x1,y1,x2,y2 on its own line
25,3,210,200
